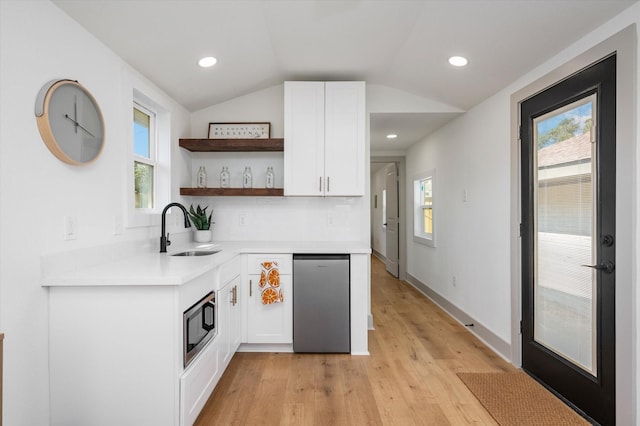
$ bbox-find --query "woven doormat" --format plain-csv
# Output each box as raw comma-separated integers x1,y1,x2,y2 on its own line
457,372,589,425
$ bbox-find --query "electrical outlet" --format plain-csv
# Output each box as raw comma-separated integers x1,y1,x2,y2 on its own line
64,216,77,241
238,214,246,226
452,276,457,287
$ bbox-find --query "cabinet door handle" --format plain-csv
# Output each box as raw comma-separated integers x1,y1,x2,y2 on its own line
202,302,216,331
233,285,237,305
249,279,252,297
319,176,322,193
327,176,330,192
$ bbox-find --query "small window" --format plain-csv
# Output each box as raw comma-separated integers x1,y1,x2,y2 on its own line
127,88,170,228
133,103,156,209
414,170,435,246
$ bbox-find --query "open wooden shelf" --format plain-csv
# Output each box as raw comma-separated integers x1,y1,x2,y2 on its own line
180,187,284,197
179,138,284,152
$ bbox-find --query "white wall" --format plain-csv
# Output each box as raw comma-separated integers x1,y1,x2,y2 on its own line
406,92,512,340
189,85,371,244
405,4,639,424
0,1,191,424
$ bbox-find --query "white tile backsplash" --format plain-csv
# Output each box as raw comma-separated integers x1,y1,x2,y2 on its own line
192,195,364,242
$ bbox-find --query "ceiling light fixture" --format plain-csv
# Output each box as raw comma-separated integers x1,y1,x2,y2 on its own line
198,56,217,68
386,134,398,139
448,56,468,67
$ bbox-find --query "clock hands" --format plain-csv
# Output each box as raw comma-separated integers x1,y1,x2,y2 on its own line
64,113,96,138
63,95,96,138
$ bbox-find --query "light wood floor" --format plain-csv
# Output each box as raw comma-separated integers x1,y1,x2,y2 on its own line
195,256,516,425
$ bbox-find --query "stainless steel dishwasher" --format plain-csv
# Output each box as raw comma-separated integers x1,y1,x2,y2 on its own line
293,254,350,353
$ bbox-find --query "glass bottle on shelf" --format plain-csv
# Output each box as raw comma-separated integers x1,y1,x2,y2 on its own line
197,166,207,188
220,166,230,188
242,166,253,188
265,166,274,189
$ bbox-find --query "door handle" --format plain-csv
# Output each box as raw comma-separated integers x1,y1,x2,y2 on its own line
581,261,615,274
202,302,216,331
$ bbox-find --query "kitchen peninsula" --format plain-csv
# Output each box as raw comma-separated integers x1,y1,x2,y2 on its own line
42,240,370,426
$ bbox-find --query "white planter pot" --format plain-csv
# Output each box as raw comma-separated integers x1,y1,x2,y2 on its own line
194,230,212,243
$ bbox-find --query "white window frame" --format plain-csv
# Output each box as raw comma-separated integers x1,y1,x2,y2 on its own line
127,89,171,228
413,169,435,247
133,102,157,211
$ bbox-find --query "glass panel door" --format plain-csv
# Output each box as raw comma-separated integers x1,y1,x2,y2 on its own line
520,54,615,425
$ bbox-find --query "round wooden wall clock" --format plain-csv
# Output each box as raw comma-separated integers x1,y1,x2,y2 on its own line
35,79,105,165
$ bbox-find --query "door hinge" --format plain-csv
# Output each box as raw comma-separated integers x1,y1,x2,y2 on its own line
520,320,523,334
519,223,523,237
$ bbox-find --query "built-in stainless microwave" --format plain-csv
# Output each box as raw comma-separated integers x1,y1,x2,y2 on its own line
183,291,217,367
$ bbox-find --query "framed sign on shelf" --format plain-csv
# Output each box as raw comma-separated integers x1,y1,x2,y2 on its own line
208,122,271,139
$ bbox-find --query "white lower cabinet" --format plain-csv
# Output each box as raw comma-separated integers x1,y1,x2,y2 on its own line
219,275,241,365
179,337,219,425
245,254,293,344
180,260,241,426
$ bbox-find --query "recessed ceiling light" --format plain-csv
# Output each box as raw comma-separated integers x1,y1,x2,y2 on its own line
448,56,468,67
198,56,217,68
386,134,398,139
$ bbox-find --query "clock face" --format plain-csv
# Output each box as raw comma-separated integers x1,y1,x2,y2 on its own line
36,80,105,165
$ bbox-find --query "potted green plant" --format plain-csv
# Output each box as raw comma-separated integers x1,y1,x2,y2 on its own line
188,204,213,242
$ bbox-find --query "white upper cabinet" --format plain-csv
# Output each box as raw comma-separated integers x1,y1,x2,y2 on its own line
284,81,365,196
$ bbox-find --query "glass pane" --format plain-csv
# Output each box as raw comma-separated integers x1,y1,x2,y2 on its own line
134,161,154,209
423,208,433,234
533,95,596,374
134,107,150,158
421,178,433,206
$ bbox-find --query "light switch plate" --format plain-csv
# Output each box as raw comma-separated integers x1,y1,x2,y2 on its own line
113,216,123,236
64,216,77,240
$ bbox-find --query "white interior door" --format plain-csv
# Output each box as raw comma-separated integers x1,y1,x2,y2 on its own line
385,163,399,277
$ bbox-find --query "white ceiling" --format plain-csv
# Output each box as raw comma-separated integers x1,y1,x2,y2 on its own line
53,0,637,151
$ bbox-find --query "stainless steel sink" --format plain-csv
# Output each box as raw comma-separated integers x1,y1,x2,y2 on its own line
171,250,221,257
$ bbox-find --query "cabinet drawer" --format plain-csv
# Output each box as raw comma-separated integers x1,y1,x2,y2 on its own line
247,254,292,275
179,335,219,426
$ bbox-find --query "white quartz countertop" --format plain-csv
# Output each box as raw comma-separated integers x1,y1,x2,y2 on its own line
42,240,370,287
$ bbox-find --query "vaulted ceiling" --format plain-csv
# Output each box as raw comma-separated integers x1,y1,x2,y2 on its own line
53,0,637,151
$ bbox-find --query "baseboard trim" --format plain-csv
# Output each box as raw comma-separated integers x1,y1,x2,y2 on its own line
371,249,386,262
405,273,511,362
237,343,294,353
